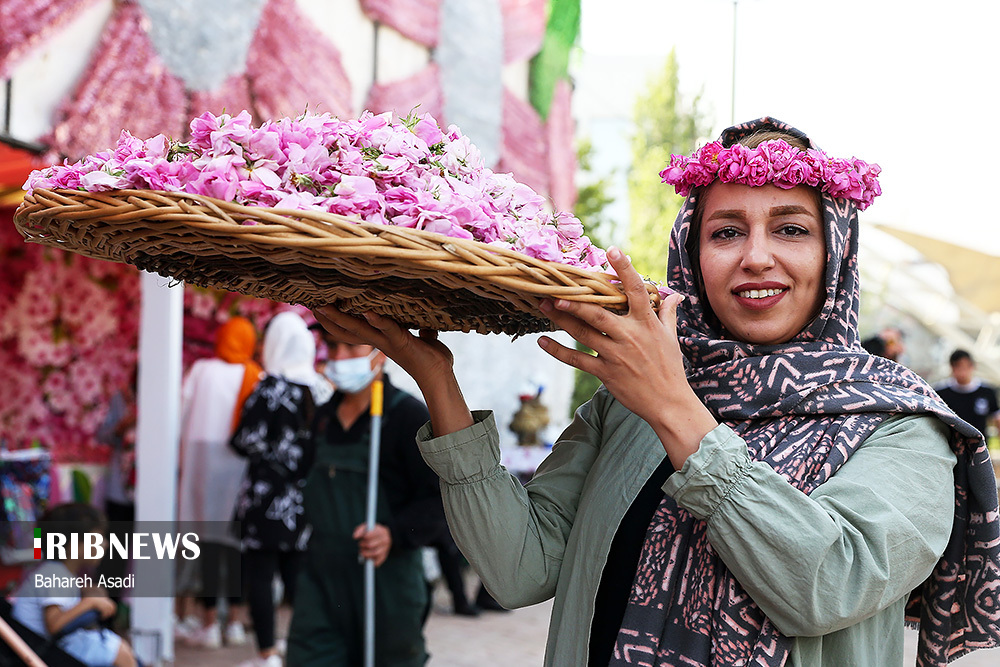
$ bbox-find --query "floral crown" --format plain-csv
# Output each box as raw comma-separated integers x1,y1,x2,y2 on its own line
659,139,882,211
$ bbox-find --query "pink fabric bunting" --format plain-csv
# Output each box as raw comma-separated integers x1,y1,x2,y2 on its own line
546,79,577,212
364,63,443,120
189,74,256,124
0,0,101,79
45,2,187,162
246,0,352,120
360,0,440,47
496,89,548,196
499,0,547,64
361,0,573,208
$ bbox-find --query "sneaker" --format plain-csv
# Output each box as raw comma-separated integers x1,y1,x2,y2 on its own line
173,616,201,643
196,623,222,649
224,621,248,646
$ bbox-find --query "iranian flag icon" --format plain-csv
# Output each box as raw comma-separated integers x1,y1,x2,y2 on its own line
34,527,41,559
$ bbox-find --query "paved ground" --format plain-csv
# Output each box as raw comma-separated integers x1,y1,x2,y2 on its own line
167,578,1000,666
170,581,553,666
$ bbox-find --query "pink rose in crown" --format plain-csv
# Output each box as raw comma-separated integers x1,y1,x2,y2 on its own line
658,139,881,210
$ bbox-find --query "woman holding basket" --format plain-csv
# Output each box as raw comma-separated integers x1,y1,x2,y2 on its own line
313,117,1000,666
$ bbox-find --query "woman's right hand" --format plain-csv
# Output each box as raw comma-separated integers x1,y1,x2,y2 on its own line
312,306,474,436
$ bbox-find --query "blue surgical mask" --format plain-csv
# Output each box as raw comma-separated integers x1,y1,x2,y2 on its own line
324,351,379,394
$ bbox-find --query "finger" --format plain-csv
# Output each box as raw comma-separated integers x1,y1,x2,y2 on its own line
538,336,602,376
656,293,685,327
313,307,371,337
313,307,383,346
362,311,407,338
352,523,366,539
363,311,423,352
607,247,655,319
541,300,610,351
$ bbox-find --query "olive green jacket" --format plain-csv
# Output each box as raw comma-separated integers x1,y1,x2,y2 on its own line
416,387,956,666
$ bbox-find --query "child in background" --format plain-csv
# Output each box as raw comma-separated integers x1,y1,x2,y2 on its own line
11,502,138,667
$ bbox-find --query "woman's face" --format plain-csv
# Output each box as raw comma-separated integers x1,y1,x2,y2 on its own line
698,183,825,345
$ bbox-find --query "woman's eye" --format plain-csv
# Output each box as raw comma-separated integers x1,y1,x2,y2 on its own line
711,227,741,240
778,225,809,237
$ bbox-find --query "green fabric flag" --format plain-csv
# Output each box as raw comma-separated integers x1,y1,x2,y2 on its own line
529,0,580,119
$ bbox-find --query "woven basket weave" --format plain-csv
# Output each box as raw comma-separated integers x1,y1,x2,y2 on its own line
14,188,660,335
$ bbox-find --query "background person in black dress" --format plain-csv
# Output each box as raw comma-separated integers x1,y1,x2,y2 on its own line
231,311,333,667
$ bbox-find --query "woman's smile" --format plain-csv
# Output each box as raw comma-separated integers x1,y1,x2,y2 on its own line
698,183,825,345
732,281,789,309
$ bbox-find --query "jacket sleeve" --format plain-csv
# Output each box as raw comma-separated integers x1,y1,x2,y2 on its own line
416,389,609,608
664,414,957,637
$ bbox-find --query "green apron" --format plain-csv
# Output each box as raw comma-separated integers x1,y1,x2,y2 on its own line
287,394,429,667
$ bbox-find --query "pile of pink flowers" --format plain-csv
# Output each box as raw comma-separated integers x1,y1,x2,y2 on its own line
25,110,608,271
659,139,882,211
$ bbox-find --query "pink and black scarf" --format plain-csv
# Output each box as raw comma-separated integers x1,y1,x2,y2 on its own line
609,118,1000,666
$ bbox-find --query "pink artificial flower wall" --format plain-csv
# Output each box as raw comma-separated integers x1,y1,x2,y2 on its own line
0,205,293,463
0,208,139,462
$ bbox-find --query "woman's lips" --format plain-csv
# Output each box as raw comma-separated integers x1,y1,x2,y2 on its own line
732,286,789,310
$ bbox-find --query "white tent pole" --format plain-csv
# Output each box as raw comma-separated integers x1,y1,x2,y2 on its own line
130,273,183,665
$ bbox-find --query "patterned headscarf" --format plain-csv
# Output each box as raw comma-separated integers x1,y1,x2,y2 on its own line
611,118,1000,666
214,316,263,434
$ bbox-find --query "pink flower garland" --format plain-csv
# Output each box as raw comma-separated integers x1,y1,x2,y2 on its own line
659,139,882,211
26,109,609,270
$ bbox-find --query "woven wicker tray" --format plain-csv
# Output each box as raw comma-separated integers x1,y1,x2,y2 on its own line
13,188,660,335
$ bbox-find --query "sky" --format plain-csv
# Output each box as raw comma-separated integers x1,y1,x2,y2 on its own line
573,0,1000,256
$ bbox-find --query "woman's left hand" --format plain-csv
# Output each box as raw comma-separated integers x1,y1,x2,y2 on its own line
538,247,717,468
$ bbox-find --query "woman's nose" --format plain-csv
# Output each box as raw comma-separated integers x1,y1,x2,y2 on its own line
739,232,775,272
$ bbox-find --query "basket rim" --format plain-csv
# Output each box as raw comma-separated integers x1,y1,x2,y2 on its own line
17,187,639,292
13,187,665,334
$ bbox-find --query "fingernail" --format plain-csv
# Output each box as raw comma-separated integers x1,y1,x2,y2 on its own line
539,300,552,313
538,337,550,349
608,247,622,260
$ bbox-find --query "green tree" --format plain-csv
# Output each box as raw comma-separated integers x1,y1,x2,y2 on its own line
573,137,615,248
568,139,614,416
627,50,711,282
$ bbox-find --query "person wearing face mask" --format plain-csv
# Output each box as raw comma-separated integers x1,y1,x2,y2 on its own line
286,333,444,666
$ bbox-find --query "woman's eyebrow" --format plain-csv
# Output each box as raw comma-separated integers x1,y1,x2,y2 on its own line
705,209,745,221
770,204,812,217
